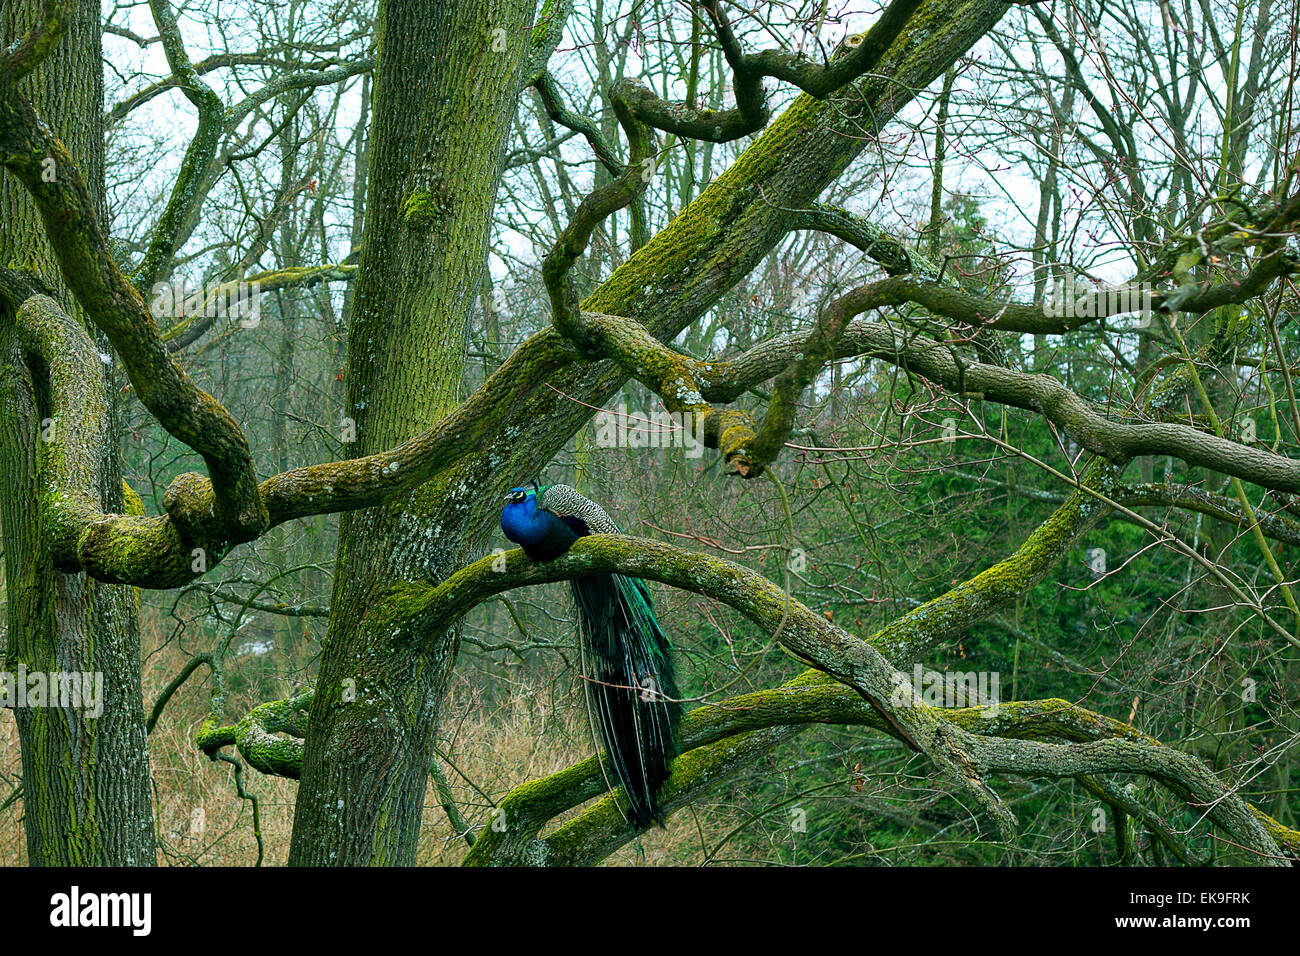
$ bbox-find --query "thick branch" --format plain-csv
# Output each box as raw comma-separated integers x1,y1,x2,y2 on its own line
196,691,310,779
0,0,64,85
386,538,1040,837
187,529,1291,864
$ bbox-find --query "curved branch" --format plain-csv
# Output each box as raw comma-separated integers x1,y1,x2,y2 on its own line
706,0,927,99
4,284,574,585
133,0,226,290
787,202,946,280
540,268,1300,487
380,537,1029,836
453,626,1291,865
5,291,264,576
146,653,214,733
532,73,623,173
609,73,769,143
196,691,310,779
817,322,1300,493
0,0,65,85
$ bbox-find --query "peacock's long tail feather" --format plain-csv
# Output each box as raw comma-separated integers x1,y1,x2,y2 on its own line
569,571,682,826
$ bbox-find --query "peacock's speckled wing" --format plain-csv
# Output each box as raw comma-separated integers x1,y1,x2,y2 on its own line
538,484,657,611
538,484,621,535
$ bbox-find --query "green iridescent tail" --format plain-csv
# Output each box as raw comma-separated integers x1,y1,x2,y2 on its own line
569,572,682,826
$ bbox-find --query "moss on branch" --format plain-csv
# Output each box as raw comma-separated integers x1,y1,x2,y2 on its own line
0,80,267,545
465,659,1297,865
197,691,311,779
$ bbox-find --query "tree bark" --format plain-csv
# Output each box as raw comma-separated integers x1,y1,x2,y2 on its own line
287,0,535,865
0,0,153,865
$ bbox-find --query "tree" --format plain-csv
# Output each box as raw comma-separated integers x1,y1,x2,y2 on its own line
288,0,538,866
0,0,152,866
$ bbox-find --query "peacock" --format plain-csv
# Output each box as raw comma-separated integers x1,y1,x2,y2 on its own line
500,483,682,826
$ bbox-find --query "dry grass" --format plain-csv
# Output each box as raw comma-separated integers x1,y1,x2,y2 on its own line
0,609,762,867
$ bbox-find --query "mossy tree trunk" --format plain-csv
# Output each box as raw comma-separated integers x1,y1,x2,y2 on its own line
0,0,154,865
287,0,535,866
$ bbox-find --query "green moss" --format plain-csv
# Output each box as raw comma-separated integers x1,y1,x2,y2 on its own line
401,188,443,225
363,579,439,631
634,345,702,399
121,479,144,517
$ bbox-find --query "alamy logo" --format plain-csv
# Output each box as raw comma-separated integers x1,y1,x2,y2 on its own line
0,666,103,718
890,665,1000,713
593,404,705,458
1043,276,1154,323
149,278,261,327
49,886,151,936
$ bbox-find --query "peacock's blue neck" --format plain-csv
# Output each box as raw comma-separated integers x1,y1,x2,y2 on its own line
500,496,546,546
501,493,581,561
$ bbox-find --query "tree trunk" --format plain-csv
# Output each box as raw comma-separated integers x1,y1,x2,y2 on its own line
0,0,154,865
288,0,534,865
